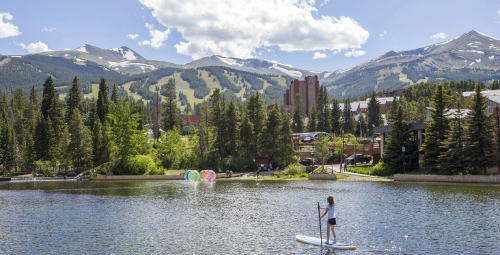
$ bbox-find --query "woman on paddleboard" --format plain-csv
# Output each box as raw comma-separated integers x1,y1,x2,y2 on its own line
318,196,336,244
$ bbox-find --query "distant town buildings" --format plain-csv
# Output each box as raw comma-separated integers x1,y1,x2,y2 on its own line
463,89,500,113
337,96,399,115
283,76,320,116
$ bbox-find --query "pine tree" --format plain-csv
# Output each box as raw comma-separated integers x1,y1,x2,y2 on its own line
342,99,353,134
386,95,399,125
48,95,65,145
366,92,382,135
45,117,56,163
162,78,179,132
492,105,500,175
68,110,93,166
0,107,15,166
381,105,419,173
21,128,35,165
239,111,254,157
246,92,266,157
34,115,48,161
464,82,496,174
355,114,367,138
88,98,97,129
91,118,102,167
316,86,331,132
421,84,451,167
152,91,161,143
263,103,281,163
307,103,317,132
225,98,240,156
41,76,56,120
111,84,118,104
415,97,427,122
209,89,227,157
96,77,109,124
277,111,296,167
438,98,466,174
292,93,305,133
185,103,192,115
66,76,83,123
330,98,342,135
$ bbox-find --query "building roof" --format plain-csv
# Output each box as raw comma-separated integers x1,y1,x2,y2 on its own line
463,89,500,97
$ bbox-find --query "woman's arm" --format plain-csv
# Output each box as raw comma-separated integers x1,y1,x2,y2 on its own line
319,208,329,220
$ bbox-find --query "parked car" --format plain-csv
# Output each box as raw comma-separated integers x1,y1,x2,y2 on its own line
344,154,372,165
316,157,328,164
299,158,316,166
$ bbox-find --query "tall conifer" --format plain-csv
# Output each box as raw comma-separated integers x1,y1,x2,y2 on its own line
292,93,305,133
96,77,109,124
41,76,56,120
330,98,342,135
162,78,179,132
367,92,382,135
66,76,83,123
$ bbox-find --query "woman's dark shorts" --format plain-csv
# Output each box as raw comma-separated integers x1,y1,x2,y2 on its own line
328,218,336,225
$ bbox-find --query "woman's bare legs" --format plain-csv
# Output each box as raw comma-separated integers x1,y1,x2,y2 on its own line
330,224,336,243
326,222,331,244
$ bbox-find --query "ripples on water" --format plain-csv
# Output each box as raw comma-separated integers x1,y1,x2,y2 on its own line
0,180,499,254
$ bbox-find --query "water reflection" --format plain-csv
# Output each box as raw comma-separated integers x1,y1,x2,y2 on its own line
0,180,499,254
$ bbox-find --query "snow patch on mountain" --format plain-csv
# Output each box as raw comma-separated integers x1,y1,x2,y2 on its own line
269,63,302,78
75,46,88,53
458,50,485,54
111,47,139,60
469,62,475,66
324,72,333,78
476,58,482,63
489,56,495,60
108,61,156,71
216,56,243,66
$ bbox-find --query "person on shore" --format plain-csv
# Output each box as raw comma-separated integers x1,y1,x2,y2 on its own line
256,168,260,178
339,163,343,173
226,170,230,178
230,170,233,177
318,196,337,244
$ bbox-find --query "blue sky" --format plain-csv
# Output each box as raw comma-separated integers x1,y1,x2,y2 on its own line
1,0,500,72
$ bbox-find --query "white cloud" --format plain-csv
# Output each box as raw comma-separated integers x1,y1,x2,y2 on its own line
497,10,500,23
64,48,71,50
128,33,139,39
139,0,369,59
41,27,57,32
344,49,366,57
139,23,171,49
18,41,53,53
320,0,329,6
430,33,448,40
313,52,326,59
379,31,387,40
0,12,21,39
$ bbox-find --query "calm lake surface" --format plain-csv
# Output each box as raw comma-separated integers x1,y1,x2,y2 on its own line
0,180,499,254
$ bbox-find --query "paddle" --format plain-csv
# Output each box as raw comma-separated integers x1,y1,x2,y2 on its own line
317,202,323,248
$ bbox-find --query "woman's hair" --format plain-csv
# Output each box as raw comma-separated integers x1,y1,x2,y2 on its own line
327,196,335,206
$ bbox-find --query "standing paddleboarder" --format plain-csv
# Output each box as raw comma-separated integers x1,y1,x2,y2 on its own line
318,196,337,244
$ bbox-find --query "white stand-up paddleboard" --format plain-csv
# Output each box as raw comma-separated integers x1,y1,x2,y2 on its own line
296,235,356,250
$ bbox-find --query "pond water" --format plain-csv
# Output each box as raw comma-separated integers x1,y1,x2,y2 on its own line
0,180,499,254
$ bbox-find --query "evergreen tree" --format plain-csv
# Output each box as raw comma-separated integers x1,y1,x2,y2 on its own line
41,76,56,120
246,92,266,157
421,84,451,167
316,86,331,132
21,128,35,165
68,110,93,166
492,105,500,175
292,93,305,133
162,78,179,132
87,98,97,129
415,97,427,122
66,76,83,123
0,107,14,166
34,115,48,161
381,105,419,173
330,98,342,135
366,92,382,135
209,89,227,157
239,111,254,157
58,126,71,165
438,97,466,174
263,104,281,163
91,118,102,167
464,82,496,174
48,95,65,145
225,98,240,156
342,99,353,134
386,95,399,125
96,77,109,124
152,91,161,143
185,103,192,115
307,103,317,132
45,117,56,163
111,83,119,104
277,111,297,167
355,114,367,138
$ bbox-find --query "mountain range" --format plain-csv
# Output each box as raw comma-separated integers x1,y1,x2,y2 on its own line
1,30,500,105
